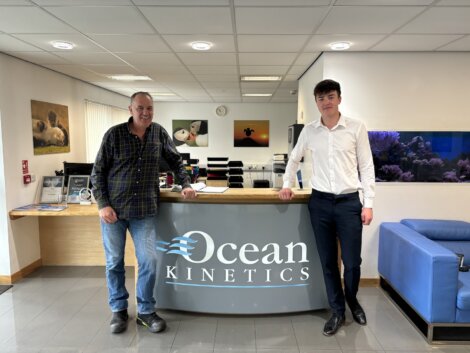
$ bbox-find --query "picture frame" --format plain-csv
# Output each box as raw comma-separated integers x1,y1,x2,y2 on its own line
67,175,90,203
40,176,64,203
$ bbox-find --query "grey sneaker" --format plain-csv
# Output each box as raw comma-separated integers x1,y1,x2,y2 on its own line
110,309,128,334
137,312,167,333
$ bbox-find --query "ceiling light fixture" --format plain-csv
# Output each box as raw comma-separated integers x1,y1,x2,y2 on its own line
242,93,272,97
241,75,282,81
108,75,152,81
329,41,351,51
190,41,213,51
51,40,75,50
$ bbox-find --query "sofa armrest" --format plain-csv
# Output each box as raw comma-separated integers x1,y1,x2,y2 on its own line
379,222,458,323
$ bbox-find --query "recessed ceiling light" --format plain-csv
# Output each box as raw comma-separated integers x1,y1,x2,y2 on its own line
242,93,273,97
329,41,351,51
51,40,75,50
241,75,282,81
108,75,152,81
190,41,213,51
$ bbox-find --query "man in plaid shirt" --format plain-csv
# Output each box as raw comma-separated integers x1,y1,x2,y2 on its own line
92,92,196,334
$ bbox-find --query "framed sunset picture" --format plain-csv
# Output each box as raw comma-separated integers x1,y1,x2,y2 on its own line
234,120,269,147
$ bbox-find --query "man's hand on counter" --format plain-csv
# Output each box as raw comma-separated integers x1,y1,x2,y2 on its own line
279,187,294,201
181,187,197,199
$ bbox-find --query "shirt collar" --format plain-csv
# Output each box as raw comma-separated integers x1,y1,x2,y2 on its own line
127,116,153,135
314,113,346,130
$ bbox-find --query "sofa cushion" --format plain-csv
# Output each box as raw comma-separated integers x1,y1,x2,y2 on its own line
401,219,470,241
435,241,470,266
457,272,470,311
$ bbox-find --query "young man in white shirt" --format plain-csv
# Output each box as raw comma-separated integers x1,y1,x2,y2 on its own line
279,79,375,336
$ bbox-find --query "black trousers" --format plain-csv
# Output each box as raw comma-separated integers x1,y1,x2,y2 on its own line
308,189,363,315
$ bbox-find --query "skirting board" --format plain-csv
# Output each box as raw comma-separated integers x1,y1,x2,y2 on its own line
0,259,42,284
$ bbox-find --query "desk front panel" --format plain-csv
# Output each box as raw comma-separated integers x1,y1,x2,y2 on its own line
155,202,328,314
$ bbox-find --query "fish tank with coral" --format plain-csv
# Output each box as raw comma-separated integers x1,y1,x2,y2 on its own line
368,131,470,182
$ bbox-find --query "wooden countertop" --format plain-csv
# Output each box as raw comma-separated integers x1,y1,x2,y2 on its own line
9,188,311,220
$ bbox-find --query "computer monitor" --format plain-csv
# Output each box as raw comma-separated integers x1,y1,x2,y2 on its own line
63,162,94,187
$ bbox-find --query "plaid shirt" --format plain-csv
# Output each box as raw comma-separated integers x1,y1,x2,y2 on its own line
91,117,190,219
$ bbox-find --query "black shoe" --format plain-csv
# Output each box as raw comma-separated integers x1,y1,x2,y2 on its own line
110,309,128,334
137,312,167,333
323,313,345,336
350,303,367,325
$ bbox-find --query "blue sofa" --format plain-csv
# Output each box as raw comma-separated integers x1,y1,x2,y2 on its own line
379,219,470,343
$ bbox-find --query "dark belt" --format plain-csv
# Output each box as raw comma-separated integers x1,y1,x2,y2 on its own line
311,189,359,200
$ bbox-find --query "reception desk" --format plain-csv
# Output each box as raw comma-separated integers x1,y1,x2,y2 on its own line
9,188,328,314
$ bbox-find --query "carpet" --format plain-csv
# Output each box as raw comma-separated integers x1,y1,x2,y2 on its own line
0,285,12,295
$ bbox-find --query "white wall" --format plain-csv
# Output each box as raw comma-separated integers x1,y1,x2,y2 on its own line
0,53,129,276
154,102,297,184
299,52,470,278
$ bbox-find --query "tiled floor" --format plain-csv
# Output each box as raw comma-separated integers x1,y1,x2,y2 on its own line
0,266,469,353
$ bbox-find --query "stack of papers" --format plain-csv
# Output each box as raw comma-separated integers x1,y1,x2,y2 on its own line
13,204,67,212
190,183,228,193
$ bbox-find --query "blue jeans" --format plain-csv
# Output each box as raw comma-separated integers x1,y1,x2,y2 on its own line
101,216,158,314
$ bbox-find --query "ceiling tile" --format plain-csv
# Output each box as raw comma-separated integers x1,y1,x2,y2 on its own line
236,7,328,34
238,53,297,66
437,35,470,50
89,34,171,52
317,6,425,34
6,51,68,64
371,34,463,51
0,7,76,33
14,33,105,51
139,65,190,75
149,73,197,82
84,64,139,75
178,53,237,66
135,0,228,4
284,74,300,81
287,66,309,75
44,64,108,81
35,0,133,4
0,1,32,4
188,65,238,74
116,52,182,66
193,74,239,82
239,65,289,75
294,52,320,65
205,88,241,96
235,0,330,5
46,6,154,34
305,34,385,51
279,81,299,89
0,35,42,51
436,0,470,5
398,7,470,34
200,81,240,88
242,97,272,102
141,7,233,34
238,35,309,52
53,52,125,65
334,0,433,4
162,35,235,52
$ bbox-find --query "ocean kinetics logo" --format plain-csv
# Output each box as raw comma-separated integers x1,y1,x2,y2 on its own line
157,231,310,289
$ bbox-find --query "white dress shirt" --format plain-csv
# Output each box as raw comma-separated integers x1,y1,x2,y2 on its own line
283,115,376,208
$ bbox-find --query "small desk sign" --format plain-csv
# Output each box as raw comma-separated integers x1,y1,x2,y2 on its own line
40,176,64,203
67,175,90,203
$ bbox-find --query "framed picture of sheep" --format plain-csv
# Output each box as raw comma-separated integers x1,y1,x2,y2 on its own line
31,100,70,155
